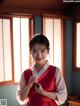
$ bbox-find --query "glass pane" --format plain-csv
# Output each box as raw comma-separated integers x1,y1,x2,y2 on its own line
76,23,80,67
54,19,61,69
21,18,29,72
43,18,54,65
0,19,4,82
13,18,21,82
3,19,12,81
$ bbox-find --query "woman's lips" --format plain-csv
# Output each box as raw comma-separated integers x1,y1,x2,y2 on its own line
36,58,42,61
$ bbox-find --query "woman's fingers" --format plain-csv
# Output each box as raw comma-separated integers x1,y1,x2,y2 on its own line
35,83,44,95
28,76,36,86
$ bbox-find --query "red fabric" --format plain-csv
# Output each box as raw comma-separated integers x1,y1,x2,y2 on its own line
24,65,57,106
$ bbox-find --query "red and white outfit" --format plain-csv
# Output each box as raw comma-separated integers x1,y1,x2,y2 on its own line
16,61,67,106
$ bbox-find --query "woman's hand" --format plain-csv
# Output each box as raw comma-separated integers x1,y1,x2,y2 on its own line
35,83,44,95
28,76,36,88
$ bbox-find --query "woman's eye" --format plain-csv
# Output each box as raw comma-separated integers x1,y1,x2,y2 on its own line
33,50,36,53
41,50,45,52
32,49,47,53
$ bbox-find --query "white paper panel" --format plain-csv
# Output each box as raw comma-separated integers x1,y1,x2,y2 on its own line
3,19,12,81
43,18,54,65
0,19,4,81
43,18,61,69
13,18,21,82
54,19,61,69
21,18,29,73
76,23,80,67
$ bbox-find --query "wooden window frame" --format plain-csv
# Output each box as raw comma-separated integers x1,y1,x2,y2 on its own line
0,14,33,86
42,15,66,77
0,17,13,86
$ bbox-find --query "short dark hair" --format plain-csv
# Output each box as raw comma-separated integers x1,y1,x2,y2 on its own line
29,34,50,51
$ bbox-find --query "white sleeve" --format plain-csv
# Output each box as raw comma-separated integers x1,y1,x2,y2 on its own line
16,72,29,105
55,68,67,105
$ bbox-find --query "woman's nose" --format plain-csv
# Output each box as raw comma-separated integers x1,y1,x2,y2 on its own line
36,51,42,56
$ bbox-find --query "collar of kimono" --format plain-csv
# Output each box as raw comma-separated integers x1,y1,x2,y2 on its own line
31,61,49,80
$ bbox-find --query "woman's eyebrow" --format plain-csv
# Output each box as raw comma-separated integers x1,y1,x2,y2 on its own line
32,48,47,50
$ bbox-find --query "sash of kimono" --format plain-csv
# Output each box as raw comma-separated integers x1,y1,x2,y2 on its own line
24,61,57,106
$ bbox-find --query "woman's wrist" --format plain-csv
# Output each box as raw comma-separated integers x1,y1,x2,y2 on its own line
27,84,32,90
42,89,47,96
42,90,57,100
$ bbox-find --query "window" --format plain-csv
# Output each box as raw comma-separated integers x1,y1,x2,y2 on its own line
13,17,30,82
73,21,80,71
43,17,62,70
0,15,33,85
0,18,12,82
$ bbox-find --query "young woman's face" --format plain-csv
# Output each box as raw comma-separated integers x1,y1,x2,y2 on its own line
31,43,49,65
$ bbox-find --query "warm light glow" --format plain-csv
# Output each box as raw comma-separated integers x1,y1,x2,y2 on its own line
0,19,4,82
76,23,80,67
43,18,54,65
0,19,12,81
13,18,21,82
54,19,61,69
0,17,30,83
43,18,61,69
3,19,12,81
21,18,29,73
13,18,29,82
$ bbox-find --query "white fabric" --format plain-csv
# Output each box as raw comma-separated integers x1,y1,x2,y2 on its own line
32,61,49,79
55,68,67,105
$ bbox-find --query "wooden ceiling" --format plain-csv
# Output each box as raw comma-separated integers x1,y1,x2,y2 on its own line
0,0,80,16
0,0,67,10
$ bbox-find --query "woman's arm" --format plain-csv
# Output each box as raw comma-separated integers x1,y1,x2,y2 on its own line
16,73,35,105
18,83,32,101
54,68,67,105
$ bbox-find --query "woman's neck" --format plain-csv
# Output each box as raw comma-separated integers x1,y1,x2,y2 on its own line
34,60,47,70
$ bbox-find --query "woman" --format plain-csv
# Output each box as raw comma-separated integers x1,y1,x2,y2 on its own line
16,34,67,106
